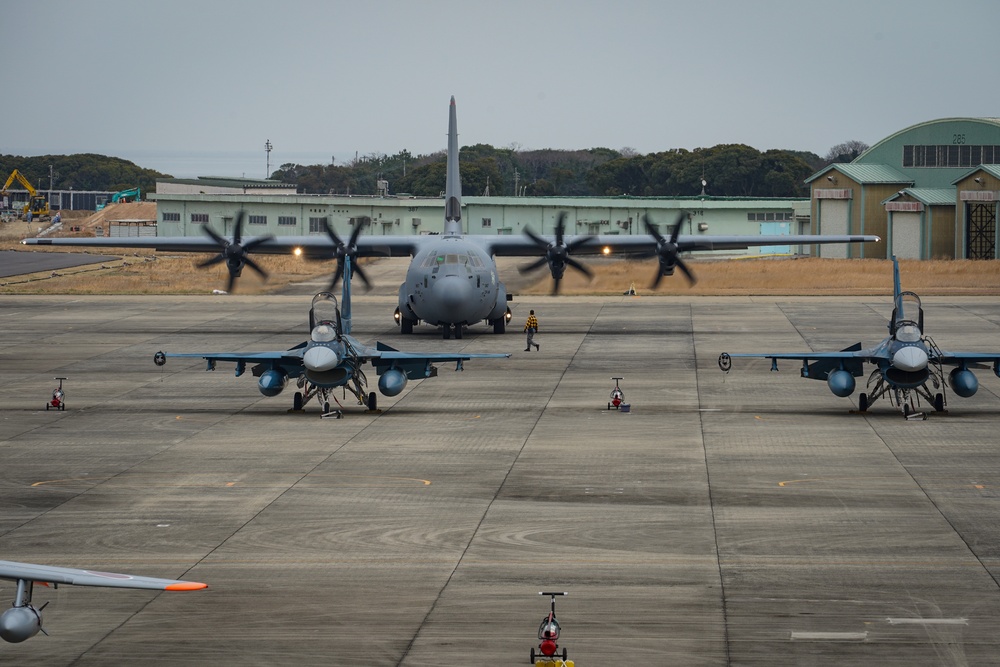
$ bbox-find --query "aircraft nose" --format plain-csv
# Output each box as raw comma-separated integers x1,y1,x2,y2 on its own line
892,346,928,372
433,275,474,314
303,344,340,371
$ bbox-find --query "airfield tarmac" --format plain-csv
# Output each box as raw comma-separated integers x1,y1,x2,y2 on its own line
3,284,1000,665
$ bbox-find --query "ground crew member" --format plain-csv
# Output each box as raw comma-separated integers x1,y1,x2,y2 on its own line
523,310,540,351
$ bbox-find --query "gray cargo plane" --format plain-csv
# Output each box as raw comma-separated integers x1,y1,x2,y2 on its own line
152,256,510,414
0,559,206,643
718,256,1000,417
22,97,880,339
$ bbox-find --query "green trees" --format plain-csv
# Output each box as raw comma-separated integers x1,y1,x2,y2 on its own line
0,154,168,193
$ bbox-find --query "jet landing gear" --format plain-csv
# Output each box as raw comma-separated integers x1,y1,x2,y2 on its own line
442,324,464,339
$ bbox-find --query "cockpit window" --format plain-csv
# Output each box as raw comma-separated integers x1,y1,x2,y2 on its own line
896,323,922,342
311,323,338,343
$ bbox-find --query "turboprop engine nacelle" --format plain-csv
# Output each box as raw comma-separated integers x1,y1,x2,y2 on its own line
949,368,979,398
0,606,42,643
827,369,856,397
378,369,408,396
257,369,288,397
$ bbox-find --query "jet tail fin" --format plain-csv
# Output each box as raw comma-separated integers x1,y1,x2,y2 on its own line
892,255,901,303
341,256,353,335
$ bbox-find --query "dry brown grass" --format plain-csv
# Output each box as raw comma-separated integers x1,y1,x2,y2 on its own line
5,219,1000,298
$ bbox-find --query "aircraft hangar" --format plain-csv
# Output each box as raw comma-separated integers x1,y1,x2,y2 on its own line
807,117,1000,260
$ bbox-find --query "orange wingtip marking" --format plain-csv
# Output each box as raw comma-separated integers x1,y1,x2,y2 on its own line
166,582,208,591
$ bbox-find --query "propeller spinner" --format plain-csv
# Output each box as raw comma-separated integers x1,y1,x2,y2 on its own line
519,212,595,294
196,211,274,292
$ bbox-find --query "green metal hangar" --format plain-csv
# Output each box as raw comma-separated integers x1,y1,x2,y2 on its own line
151,181,813,257
807,117,1000,259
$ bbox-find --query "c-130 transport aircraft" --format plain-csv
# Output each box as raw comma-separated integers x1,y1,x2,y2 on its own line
23,98,880,339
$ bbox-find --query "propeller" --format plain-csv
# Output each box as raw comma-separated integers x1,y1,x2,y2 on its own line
196,211,274,292
320,217,372,291
642,213,696,287
519,212,595,294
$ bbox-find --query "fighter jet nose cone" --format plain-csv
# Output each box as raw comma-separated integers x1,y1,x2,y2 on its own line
303,345,340,371
434,276,473,311
893,346,928,372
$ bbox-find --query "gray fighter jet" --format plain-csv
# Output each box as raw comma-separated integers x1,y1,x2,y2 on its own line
22,97,880,339
152,255,510,415
718,256,1000,417
0,559,206,643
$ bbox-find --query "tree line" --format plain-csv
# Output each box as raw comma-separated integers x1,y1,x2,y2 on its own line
0,154,169,193
270,140,867,199
1,140,867,199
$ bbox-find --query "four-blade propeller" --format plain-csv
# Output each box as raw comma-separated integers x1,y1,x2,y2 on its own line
321,217,372,291
519,212,595,294
197,211,274,292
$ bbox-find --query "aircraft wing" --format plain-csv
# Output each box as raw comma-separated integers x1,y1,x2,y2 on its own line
484,233,881,257
720,343,883,379
934,351,1000,370
155,348,306,376
365,341,509,377
0,560,207,591
22,234,421,258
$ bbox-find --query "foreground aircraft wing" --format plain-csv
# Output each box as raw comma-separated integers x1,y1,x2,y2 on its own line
719,343,882,378
0,560,207,591
366,341,509,372
934,351,1000,369
153,348,306,375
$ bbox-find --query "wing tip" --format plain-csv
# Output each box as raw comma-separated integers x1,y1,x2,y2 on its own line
166,582,208,591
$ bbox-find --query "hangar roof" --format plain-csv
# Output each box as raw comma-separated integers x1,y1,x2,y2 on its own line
805,163,912,185
951,164,1000,184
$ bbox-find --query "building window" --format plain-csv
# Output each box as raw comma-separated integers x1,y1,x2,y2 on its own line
248,215,267,225
903,144,1000,168
482,217,492,228
191,213,208,224
309,217,326,233
278,216,296,226
162,212,180,222
747,212,792,221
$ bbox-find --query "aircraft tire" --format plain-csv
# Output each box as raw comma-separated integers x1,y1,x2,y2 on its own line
858,393,869,412
293,391,303,411
400,318,414,335
323,401,330,414
934,393,945,412
367,392,377,411
903,403,912,417
455,326,463,339
493,318,505,334
442,325,451,340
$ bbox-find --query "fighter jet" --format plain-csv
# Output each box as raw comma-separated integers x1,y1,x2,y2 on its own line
718,256,1000,417
0,559,206,643
22,98,880,339
152,255,510,415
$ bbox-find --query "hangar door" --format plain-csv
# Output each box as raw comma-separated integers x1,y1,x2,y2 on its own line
891,212,922,259
819,199,848,258
966,202,996,259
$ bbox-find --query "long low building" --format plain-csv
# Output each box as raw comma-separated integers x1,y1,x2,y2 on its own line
148,189,815,257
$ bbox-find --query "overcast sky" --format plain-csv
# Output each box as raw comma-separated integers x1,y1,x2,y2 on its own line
3,0,998,174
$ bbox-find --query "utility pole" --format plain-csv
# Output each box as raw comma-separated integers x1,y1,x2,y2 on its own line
513,169,520,197
265,140,272,179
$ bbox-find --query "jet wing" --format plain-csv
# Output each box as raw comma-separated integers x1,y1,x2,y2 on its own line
720,343,882,379
934,351,1000,370
155,348,307,377
366,341,510,378
484,234,881,257
0,560,207,591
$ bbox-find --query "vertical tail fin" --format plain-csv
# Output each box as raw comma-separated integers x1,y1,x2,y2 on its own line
444,96,462,237
892,255,901,302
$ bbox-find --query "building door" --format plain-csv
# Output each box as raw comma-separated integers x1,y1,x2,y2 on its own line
891,211,922,259
966,202,997,259
758,221,790,254
819,200,849,258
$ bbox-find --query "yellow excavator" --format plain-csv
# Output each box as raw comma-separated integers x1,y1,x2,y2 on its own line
1,169,50,220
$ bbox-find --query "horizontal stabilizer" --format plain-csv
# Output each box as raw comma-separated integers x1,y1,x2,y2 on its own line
802,343,864,380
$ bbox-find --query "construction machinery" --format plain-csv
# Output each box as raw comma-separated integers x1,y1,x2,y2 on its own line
1,169,50,220
96,186,141,211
